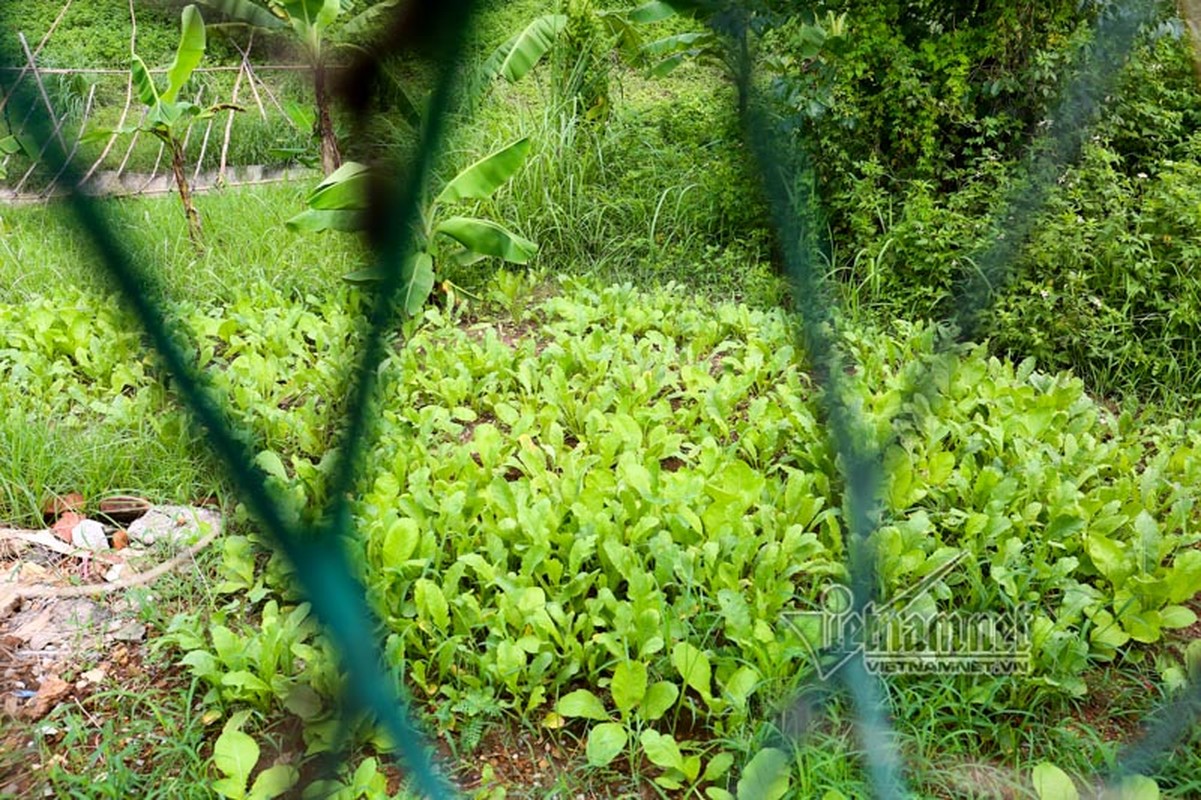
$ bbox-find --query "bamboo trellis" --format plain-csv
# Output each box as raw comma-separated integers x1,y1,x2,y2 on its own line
0,0,316,203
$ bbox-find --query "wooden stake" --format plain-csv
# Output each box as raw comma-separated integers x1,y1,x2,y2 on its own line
80,0,136,185
219,41,250,183
17,32,68,152
43,82,95,196
136,140,165,194
113,108,146,184
193,116,215,183
0,0,73,118
230,39,268,121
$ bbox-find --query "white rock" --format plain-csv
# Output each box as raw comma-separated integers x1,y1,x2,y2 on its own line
127,505,221,547
70,520,108,551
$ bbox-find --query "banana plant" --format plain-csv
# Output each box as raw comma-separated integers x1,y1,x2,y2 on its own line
97,5,239,248
481,1,688,85
196,0,407,175
0,134,26,181
285,137,537,316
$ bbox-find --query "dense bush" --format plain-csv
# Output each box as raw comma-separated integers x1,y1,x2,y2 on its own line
4,1,238,68
755,1,1201,406
762,0,1094,196
991,135,1201,402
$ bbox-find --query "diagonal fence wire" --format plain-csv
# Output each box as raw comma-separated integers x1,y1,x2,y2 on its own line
0,2,474,797
2,0,1200,796
718,16,906,795
951,0,1161,341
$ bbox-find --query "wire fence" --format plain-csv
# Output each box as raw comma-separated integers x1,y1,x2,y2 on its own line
1,0,1199,797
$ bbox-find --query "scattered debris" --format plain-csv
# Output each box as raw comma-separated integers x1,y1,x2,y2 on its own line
1,506,221,614
1,503,221,728
21,674,70,721
1,530,79,559
5,598,102,651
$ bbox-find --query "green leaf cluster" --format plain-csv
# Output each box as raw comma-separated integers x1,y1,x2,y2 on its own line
286,138,536,314
114,5,235,145
10,279,1201,788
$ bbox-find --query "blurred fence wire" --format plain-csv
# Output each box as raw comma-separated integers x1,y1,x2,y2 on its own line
1,0,1199,796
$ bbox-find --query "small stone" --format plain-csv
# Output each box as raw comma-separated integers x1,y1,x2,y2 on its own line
71,520,108,551
105,620,145,643
51,511,85,543
97,496,151,524
127,505,220,547
80,668,106,686
22,674,70,720
18,562,49,581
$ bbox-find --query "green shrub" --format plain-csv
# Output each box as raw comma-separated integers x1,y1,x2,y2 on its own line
990,138,1201,404
554,0,613,121
762,0,1094,200
756,5,1201,407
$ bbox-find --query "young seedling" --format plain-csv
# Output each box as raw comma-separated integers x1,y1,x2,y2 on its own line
97,5,240,249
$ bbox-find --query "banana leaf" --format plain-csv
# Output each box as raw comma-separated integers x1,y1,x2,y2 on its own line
195,0,286,29
482,15,566,82
435,138,530,204
435,216,538,264
163,5,207,103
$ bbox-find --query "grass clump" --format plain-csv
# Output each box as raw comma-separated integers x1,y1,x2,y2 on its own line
0,182,368,305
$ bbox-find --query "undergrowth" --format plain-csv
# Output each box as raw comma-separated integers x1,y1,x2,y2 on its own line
4,274,1198,796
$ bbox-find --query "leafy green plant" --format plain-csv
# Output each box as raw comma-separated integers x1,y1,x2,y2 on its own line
551,647,765,794
562,0,611,121
1032,762,1080,800
299,757,388,800
9,251,1201,791
285,137,537,313
554,670,678,764
732,748,793,800
1032,762,1162,800
0,134,26,181
481,1,688,119
95,5,239,247
170,597,330,714
211,710,298,800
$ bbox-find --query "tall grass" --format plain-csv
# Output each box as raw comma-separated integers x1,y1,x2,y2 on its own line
0,181,369,304
434,58,781,304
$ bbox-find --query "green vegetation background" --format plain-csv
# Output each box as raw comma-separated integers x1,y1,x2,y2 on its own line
2,0,1201,797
